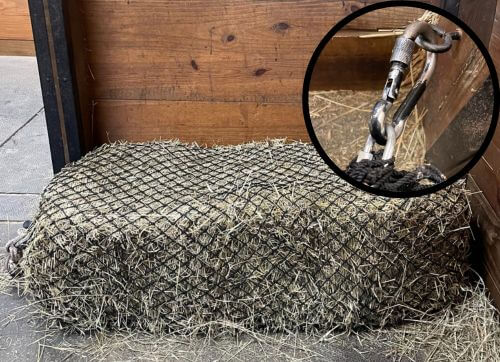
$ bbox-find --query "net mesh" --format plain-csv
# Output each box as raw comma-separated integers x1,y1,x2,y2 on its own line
20,140,471,333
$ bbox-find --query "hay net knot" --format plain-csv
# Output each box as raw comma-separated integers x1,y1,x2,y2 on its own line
346,150,445,192
5,140,471,333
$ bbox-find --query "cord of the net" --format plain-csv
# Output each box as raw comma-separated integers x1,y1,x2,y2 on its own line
346,150,445,192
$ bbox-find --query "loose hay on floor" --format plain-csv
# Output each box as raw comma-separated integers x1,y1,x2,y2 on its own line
5,279,496,362
359,278,500,362
19,140,471,334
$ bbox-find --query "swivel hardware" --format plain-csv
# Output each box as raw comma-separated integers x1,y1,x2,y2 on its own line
357,21,461,162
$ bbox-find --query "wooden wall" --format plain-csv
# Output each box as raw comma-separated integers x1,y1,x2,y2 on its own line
475,0,500,222
422,0,500,307
423,4,493,154
72,1,434,146
422,13,491,177
469,0,500,307
310,31,399,91
0,0,34,56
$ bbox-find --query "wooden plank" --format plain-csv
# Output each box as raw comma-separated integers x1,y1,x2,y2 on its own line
487,0,500,150
310,32,396,90
468,176,500,308
0,15,32,40
425,78,494,177
66,0,94,152
92,100,308,145
469,0,500,218
423,8,492,149
459,0,498,45
345,6,427,30
468,0,500,310
80,1,429,102
0,0,29,16
494,128,500,148
0,0,32,49
471,143,500,215
470,142,500,308
489,0,500,149
0,1,33,55
0,39,34,55
489,0,500,71
422,2,499,309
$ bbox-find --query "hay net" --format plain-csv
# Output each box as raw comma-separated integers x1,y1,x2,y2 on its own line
16,140,471,334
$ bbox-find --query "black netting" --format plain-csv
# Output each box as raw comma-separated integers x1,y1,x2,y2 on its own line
346,150,446,192
19,140,471,333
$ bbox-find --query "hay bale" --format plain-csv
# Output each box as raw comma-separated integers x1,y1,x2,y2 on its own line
20,140,471,333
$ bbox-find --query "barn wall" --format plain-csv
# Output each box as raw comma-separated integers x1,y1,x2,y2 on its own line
0,0,34,55
469,0,500,307
421,0,499,307
72,0,434,146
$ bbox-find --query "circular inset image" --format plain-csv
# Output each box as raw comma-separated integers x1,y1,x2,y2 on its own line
303,2,498,198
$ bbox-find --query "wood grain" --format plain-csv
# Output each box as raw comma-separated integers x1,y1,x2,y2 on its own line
470,0,500,218
0,15,32,40
468,175,500,308
80,1,427,102
346,6,427,30
472,143,500,212
423,16,490,149
467,0,500,309
425,78,494,177
0,0,29,16
310,32,396,90
471,143,500,309
92,100,308,145
423,0,497,150
73,1,433,147
0,0,33,55
66,0,94,152
0,39,34,55
422,0,498,231
489,0,500,149
458,0,498,46
489,0,500,74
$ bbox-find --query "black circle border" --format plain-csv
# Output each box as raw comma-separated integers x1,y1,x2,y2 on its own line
302,0,499,198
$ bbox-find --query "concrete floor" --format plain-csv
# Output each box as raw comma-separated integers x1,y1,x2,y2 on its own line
0,56,61,361
0,56,399,361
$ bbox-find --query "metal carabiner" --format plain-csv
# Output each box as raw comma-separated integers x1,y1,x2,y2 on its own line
368,22,460,147
357,21,460,161
357,124,396,162
416,24,461,54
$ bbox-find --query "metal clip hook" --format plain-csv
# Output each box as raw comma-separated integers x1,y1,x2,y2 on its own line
358,21,460,161
357,124,396,162
369,22,460,146
415,24,461,54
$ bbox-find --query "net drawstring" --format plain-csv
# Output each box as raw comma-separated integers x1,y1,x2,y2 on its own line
346,150,445,192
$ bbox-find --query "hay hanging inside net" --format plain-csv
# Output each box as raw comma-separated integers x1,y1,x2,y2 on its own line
17,140,471,334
